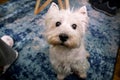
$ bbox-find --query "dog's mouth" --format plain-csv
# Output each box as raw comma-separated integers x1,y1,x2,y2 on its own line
60,43,66,46
49,40,78,48
59,42,69,48
60,42,64,45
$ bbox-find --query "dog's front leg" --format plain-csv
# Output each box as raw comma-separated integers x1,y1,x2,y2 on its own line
57,74,65,80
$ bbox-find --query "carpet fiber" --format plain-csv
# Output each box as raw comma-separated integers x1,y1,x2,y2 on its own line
0,0,120,80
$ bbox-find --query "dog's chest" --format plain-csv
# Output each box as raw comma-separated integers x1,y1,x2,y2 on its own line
49,46,88,74
49,46,85,63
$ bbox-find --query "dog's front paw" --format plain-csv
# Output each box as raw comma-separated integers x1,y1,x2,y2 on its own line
78,72,87,79
57,74,65,80
85,51,90,58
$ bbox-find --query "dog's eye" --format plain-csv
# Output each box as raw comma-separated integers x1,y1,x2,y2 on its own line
56,21,61,27
72,24,77,30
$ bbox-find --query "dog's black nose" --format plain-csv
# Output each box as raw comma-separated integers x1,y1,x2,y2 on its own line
59,33,69,42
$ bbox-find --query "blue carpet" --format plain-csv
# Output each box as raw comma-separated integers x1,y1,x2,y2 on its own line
0,0,120,80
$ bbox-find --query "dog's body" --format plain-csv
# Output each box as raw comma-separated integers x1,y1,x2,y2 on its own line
44,2,90,80
49,43,90,79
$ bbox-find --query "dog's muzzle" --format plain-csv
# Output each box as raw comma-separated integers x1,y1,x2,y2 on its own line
59,33,69,43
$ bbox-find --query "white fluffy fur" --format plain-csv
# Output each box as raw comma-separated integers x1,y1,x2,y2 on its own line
44,2,90,80
1,35,14,47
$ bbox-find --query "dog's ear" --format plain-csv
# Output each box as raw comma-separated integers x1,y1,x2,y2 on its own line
76,6,87,16
75,6,88,35
47,2,59,14
45,2,59,27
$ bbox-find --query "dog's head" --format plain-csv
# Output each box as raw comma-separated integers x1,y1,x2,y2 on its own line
44,2,88,48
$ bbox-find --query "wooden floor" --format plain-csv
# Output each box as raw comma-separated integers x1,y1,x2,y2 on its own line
113,48,120,80
0,0,9,4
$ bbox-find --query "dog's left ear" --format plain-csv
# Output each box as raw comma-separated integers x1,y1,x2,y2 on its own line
45,2,60,27
47,2,59,14
76,6,87,16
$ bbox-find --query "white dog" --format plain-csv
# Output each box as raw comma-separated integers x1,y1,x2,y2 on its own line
44,2,90,80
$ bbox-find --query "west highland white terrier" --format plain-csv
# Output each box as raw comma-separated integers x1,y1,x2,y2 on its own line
44,2,90,80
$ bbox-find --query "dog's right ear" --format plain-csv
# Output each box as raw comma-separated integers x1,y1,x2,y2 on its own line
47,2,59,14
76,6,87,16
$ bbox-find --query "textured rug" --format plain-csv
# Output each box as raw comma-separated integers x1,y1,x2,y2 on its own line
0,0,120,80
